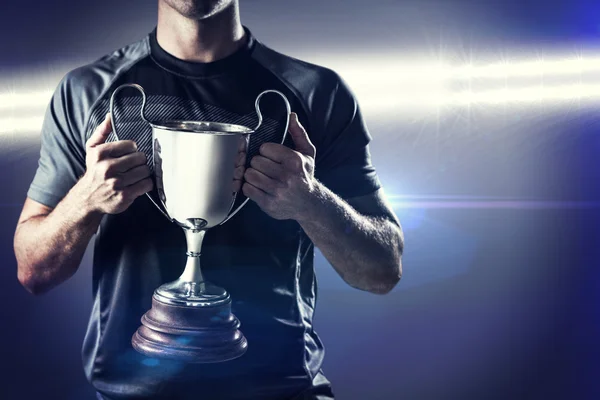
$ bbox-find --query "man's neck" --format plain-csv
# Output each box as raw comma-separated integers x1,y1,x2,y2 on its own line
156,1,246,63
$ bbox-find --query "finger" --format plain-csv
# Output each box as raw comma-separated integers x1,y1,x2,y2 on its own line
86,113,112,148
119,164,151,187
232,177,243,193
235,151,247,168
125,177,154,198
233,165,245,180
250,155,285,181
259,142,296,164
96,140,138,159
110,151,148,174
237,135,248,152
242,182,271,207
288,112,315,157
244,167,281,194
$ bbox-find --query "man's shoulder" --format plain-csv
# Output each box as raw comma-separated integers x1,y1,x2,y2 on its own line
61,35,150,97
51,35,150,135
251,40,358,132
251,40,343,99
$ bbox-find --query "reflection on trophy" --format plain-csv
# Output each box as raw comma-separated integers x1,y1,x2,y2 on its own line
109,84,290,363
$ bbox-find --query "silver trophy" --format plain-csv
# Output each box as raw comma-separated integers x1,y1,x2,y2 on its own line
109,84,290,363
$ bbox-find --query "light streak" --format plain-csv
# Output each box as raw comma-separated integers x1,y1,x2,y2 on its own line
3,54,600,134
390,200,600,209
0,90,52,112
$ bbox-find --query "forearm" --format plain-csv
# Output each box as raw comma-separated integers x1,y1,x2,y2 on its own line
15,181,103,294
297,182,403,294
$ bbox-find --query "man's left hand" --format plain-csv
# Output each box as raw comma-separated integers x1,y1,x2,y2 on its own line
243,112,317,221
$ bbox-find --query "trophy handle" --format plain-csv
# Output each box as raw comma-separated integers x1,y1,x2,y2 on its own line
220,90,291,225
108,83,172,221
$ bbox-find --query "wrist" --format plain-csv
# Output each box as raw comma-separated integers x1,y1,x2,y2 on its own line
294,178,326,225
70,175,103,220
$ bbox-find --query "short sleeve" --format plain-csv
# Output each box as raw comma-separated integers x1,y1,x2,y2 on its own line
27,74,87,208
314,74,381,199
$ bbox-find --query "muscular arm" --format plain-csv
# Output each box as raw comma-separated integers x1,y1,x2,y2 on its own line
297,186,403,294
14,193,102,295
243,113,403,295
15,114,153,295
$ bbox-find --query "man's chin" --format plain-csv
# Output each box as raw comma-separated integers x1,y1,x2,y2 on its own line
163,0,232,20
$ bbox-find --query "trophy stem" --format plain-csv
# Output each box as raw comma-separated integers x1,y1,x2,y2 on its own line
132,225,248,362
180,229,206,284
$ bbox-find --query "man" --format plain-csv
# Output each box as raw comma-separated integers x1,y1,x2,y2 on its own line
13,0,403,399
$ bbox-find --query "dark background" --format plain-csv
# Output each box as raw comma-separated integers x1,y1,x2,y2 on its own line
1,0,599,399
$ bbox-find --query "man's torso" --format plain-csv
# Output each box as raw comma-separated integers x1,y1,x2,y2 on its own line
27,26,380,399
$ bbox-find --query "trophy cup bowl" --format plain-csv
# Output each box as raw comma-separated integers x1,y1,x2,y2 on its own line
109,84,290,363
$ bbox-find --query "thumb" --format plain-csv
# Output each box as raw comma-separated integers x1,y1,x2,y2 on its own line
86,113,112,148
288,113,315,157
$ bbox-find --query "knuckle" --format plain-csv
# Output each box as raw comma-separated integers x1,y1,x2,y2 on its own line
95,150,107,163
104,163,117,179
121,140,137,152
93,146,109,161
233,166,244,179
107,178,119,191
259,143,270,154
144,177,154,191
290,156,302,171
97,161,112,179
115,191,128,204
136,151,148,164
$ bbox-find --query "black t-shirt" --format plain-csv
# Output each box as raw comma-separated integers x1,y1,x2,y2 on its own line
27,26,381,399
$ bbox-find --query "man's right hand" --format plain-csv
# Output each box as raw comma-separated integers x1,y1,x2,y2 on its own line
78,113,154,215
